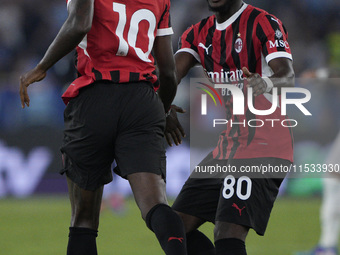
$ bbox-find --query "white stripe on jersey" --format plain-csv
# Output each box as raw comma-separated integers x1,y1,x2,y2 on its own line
216,4,248,31
67,0,72,10
78,35,91,59
266,51,292,64
175,48,201,63
156,27,174,36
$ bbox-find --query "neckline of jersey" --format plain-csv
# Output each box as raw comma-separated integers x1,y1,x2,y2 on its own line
215,3,248,31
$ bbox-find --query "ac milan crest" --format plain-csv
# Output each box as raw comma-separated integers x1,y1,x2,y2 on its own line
234,37,243,53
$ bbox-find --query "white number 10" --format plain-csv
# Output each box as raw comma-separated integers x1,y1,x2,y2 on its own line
113,2,156,62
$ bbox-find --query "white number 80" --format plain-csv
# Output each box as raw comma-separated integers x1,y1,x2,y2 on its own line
222,175,252,200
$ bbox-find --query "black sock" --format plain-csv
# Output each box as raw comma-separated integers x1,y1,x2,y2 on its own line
187,230,215,255
146,204,187,255
215,238,246,255
67,227,98,255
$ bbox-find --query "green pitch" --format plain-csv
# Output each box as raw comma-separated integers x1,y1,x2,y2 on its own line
0,196,326,254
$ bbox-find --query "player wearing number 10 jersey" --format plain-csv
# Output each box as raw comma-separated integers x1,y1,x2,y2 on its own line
19,0,187,254
167,0,295,254
62,0,173,104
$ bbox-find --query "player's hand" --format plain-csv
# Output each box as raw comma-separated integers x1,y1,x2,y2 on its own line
165,105,186,147
19,66,46,108
242,67,267,96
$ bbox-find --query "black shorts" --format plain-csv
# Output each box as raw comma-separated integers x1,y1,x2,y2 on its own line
172,152,291,235
60,80,166,191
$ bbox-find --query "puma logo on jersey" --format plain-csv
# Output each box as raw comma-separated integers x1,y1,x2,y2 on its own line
232,203,246,216
271,17,280,24
199,43,212,55
168,237,184,243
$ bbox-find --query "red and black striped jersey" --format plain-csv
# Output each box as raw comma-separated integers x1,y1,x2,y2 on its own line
177,3,294,162
62,0,173,104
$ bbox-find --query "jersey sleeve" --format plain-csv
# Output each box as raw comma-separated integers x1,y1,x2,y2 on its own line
175,25,200,62
256,14,292,64
156,0,173,36
66,0,72,9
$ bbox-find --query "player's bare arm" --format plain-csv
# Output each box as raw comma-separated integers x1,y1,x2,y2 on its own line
243,57,295,96
154,36,185,146
175,52,198,84
165,105,186,146
153,35,177,113
19,0,94,108
164,52,197,146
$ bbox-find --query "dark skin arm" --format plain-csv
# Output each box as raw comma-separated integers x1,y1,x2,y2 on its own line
175,52,198,84
164,52,197,146
19,0,94,108
166,53,294,146
243,57,295,96
153,35,177,113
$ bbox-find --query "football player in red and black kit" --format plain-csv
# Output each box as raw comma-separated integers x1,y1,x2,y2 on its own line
19,0,187,254
166,0,295,254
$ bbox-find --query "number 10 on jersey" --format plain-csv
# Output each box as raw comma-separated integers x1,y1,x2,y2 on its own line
113,2,156,63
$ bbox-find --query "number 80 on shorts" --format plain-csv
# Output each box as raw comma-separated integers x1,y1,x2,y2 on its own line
222,175,252,200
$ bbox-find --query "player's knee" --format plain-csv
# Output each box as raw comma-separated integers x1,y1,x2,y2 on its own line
140,202,166,221
138,196,169,221
214,221,248,241
72,220,99,230
71,210,100,230
213,223,224,240
175,211,205,233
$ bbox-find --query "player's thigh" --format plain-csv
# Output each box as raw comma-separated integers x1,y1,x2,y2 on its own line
172,178,221,224
172,152,224,227
113,82,166,218
114,82,166,179
216,157,290,236
61,82,118,191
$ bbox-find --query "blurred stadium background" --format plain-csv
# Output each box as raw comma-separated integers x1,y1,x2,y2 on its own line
0,0,339,254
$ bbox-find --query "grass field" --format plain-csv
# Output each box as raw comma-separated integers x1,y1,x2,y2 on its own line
0,196,327,254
